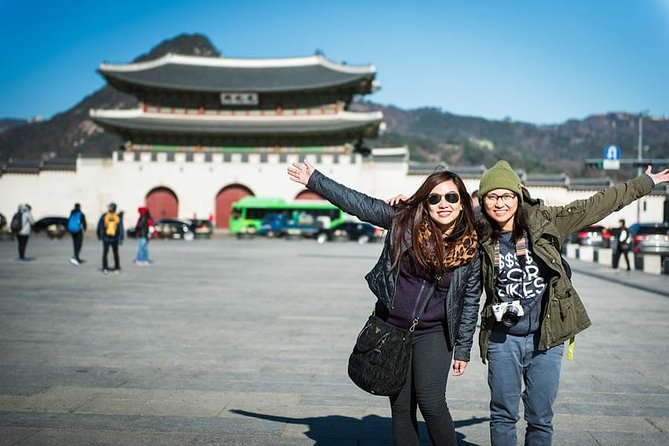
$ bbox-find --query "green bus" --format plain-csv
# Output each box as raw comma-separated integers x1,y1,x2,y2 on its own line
229,196,346,236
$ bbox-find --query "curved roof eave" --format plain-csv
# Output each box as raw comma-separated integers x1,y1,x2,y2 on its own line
99,53,375,74
89,109,383,135
98,53,376,94
102,73,374,94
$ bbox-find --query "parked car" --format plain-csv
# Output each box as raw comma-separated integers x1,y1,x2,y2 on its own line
32,216,68,239
126,225,159,239
315,221,385,244
568,225,612,248
628,222,669,256
188,218,214,238
153,218,195,241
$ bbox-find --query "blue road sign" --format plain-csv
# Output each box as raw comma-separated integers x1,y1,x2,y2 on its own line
604,145,621,160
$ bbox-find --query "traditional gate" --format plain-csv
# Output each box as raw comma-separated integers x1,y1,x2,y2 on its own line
146,187,178,220
215,184,254,229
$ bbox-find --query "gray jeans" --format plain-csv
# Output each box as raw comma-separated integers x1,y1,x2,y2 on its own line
487,331,564,446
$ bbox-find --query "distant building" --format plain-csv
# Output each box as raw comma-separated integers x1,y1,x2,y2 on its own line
89,53,383,228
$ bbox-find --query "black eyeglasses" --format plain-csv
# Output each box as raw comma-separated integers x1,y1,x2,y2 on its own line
426,192,460,205
484,193,516,205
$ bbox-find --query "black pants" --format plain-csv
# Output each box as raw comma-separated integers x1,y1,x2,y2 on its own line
71,232,83,261
613,246,631,270
102,241,120,270
389,330,457,446
17,235,29,259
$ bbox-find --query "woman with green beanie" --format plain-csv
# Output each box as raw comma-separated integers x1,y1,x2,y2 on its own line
476,160,669,445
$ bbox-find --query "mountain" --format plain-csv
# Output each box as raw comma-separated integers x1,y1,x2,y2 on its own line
0,33,220,161
1,33,668,178
354,103,669,178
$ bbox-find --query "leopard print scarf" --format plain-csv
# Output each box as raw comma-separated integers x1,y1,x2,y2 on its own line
416,219,478,270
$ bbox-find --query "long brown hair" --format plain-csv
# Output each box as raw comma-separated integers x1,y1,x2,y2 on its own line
390,170,476,273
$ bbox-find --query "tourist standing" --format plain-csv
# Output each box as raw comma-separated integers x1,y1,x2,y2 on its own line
133,206,153,266
476,161,669,446
96,203,124,274
288,160,481,446
12,204,34,261
67,203,87,266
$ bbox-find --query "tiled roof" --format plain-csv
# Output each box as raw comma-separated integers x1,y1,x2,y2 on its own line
99,53,377,94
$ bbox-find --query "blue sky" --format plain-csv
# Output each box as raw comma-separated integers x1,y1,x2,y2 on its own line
1,0,668,124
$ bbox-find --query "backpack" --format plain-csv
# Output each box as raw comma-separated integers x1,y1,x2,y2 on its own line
104,212,120,237
10,211,22,234
67,211,82,234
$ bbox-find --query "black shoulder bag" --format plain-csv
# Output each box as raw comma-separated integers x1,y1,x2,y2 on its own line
347,284,435,396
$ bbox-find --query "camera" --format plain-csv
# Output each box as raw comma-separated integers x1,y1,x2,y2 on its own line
492,300,525,327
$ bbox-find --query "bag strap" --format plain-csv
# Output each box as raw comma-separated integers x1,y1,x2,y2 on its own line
408,282,436,333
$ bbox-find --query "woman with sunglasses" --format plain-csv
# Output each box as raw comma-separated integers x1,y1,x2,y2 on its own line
476,160,669,446
288,160,481,446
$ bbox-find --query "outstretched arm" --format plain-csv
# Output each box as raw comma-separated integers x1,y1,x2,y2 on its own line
287,160,394,228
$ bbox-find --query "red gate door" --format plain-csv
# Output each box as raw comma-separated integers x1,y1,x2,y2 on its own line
146,187,178,220
216,185,253,229
295,190,323,200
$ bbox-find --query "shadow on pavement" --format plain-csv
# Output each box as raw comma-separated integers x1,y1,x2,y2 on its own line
230,409,488,445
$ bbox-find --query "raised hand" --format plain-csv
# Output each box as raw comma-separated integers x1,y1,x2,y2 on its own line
287,160,315,185
645,165,669,186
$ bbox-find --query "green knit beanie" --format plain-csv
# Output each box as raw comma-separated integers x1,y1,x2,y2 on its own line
479,160,522,198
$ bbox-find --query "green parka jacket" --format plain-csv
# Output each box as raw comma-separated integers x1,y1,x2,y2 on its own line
478,174,655,363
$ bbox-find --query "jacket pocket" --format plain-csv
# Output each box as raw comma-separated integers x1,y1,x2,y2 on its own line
546,289,577,345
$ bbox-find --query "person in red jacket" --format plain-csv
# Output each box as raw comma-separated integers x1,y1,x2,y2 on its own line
133,206,154,266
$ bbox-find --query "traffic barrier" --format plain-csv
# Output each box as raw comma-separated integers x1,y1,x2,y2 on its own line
578,246,595,262
641,255,663,275
597,248,613,267
565,244,668,275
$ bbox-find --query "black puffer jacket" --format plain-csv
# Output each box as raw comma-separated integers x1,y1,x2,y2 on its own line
307,170,482,361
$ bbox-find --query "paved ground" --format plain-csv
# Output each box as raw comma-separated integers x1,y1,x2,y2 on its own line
0,235,667,445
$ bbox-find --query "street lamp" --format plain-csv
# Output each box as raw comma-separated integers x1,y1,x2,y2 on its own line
637,110,649,223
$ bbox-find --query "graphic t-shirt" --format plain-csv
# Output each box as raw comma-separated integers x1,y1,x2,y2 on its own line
494,231,547,335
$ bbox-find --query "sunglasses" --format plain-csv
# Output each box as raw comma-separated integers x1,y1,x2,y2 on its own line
426,192,460,205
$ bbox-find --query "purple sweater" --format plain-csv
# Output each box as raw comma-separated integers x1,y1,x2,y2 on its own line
375,254,454,336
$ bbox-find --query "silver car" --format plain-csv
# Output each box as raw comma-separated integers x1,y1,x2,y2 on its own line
629,223,669,256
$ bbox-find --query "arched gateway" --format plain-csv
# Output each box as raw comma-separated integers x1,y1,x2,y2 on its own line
146,187,178,219
216,185,253,229
295,190,324,200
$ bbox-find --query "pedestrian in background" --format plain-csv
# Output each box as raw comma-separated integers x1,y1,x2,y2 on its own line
97,202,124,274
612,218,631,271
289,160,481,446
133,206,153,266
12,204,34,261
67,203,87,266
476,161,669,446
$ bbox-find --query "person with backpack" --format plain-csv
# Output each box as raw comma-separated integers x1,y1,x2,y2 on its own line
12,204,35,261
96,202,124,274
67,203,87,266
